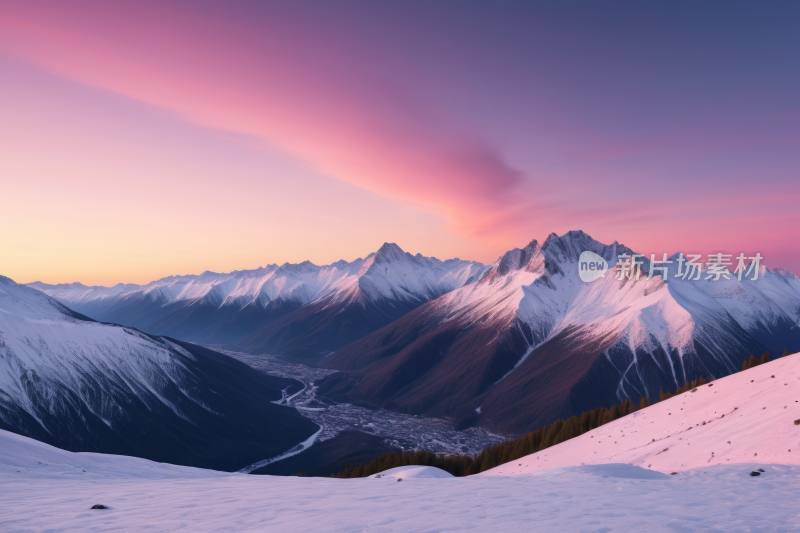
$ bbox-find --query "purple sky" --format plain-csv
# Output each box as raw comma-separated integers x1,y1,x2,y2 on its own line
1,1,798,283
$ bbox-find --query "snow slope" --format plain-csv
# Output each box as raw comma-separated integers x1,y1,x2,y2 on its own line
483,353,800,476
369,464,455,479
2,428,799,532
0,275,317,470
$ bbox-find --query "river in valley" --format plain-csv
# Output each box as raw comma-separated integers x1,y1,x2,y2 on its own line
218,349,507,457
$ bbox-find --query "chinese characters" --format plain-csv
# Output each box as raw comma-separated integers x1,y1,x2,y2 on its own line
613,253,762,282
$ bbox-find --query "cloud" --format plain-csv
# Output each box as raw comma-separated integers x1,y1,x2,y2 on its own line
2,2,798,274
0,2,528,241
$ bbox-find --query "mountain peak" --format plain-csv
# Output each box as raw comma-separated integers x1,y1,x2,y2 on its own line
493,242,542,277
374,242,407,262
278,260,319,273
540,230,627,264
542,229,593,250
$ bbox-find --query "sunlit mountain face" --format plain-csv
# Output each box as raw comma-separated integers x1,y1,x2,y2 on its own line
317,231,800,434
28,231,800,436
29,243,486,359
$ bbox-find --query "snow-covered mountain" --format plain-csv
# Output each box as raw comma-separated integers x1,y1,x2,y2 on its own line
23,231,800,435
319,231,800,434
0,275,318,470
29,243,485,359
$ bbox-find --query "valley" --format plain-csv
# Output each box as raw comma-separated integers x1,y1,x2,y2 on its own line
220,349,506,465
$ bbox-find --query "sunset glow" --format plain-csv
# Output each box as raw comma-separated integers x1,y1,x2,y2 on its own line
2,1,798,284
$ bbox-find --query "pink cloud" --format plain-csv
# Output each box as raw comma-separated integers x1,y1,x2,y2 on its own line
0,2,528,243
1,2,798,276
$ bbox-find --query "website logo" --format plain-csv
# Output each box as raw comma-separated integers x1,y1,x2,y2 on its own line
579,251,608,282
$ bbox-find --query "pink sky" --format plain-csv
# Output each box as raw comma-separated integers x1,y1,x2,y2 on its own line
1,2,798,285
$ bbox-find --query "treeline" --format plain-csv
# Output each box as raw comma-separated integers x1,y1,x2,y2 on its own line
456,398,641,476
336,398,641,478
740,349,793,371
659,376,709,402
743,352,770,371
334,349,795,479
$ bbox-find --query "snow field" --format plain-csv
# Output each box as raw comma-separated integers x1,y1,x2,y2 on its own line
1,429,799,532
483,353,800,476
369,465,454,479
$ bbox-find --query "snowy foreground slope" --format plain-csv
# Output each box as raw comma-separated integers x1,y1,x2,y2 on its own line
3,358,800,532
484,353,800,476
2,429,800,532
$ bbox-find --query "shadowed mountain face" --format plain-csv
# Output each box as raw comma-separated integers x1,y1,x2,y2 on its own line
237,295,428,363
0,276,317,471
28,244,485,359
319,231,800,435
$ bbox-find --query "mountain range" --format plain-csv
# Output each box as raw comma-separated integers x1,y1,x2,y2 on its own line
27,231,800,436
30,243,484,361
0,276,317,471
318,231,800,433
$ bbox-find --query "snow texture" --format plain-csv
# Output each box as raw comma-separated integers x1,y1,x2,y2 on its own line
2,428,800,532
483,352,800,476
369,465,454,479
